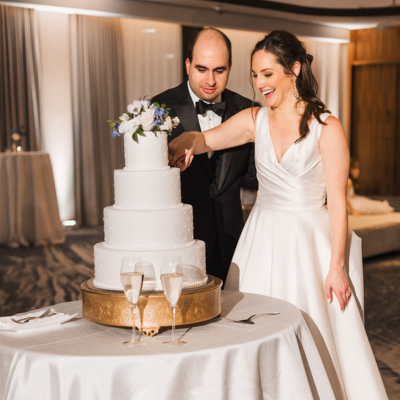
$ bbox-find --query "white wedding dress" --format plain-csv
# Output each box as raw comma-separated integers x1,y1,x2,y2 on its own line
225,108,388,400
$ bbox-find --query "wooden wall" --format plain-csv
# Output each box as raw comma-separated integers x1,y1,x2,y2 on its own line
349,27,400,196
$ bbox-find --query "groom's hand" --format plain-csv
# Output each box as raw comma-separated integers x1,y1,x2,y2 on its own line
168,150,193,172
168,133,197,171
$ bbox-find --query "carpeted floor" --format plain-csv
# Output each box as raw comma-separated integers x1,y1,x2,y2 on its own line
0,228,100,316
363,251,400,399
0,227,399,398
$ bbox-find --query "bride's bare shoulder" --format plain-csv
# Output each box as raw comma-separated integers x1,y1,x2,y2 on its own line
319,115,348,155
322,114,341,127
320,115,345,137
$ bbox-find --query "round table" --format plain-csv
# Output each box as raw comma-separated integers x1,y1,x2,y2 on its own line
0,152,65,247
0,291,335,400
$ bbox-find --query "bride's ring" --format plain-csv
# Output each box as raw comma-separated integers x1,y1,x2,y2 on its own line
346,292,351,297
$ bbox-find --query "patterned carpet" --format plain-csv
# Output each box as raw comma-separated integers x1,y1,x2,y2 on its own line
0,227,399,398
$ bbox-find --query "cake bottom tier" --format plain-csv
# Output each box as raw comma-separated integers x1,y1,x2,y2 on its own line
94,240,207,291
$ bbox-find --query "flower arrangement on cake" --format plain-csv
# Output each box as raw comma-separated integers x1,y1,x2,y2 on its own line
107,99,180,142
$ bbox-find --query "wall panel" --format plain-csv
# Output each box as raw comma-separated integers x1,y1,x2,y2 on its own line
352,64,397,195
354,27,400,63
350,26,400,196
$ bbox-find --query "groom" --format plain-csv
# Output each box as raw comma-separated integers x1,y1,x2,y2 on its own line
152,27,257,283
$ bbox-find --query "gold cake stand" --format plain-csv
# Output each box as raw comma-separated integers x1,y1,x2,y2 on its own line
81,276,222,337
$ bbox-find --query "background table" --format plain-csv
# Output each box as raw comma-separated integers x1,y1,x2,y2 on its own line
0,291,336,400
0,152,65,247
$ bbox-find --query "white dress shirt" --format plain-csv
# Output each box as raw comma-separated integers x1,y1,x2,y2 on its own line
187,81,222,158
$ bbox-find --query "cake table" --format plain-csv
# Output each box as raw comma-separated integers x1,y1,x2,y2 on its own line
0,291,336,400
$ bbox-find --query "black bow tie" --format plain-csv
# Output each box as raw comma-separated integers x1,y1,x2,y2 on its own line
195,100,226,117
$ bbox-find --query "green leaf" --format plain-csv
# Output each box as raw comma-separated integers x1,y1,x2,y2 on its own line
132,132,138,142
108,122,116,128
135,127,145,136
153,102,160,108
117,119,121,124
161,103,166,108
127,112,133,118
106,119,112,123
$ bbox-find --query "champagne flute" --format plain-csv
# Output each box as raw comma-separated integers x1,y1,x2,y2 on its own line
161,256,186,347
120,256,146,347
135,261,157,291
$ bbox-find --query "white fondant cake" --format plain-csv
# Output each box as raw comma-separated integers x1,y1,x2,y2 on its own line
94,131,208,291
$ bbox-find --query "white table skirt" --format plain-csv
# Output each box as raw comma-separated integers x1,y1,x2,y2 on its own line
0,152,65,247
0,291,335,400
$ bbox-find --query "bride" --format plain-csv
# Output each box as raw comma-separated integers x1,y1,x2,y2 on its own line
169,30,388,399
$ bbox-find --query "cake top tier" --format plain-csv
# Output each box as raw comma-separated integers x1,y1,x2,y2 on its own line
124,131,169,171
108,100,180,171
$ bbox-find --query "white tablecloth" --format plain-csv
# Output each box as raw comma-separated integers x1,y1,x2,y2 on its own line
0,291,335,400
0,152,65,247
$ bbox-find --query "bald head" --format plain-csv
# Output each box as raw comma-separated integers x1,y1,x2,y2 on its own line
187,27,232,65
185,28,232,103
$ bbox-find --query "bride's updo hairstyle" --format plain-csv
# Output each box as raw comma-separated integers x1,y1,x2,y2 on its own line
251,30,330,143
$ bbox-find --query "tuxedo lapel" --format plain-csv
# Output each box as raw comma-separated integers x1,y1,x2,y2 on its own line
217,92,243,190
173,83,214,179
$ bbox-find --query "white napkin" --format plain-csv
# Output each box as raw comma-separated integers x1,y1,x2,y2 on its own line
0,308,77,332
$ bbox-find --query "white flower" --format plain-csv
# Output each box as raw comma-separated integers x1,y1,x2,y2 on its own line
119,118,139,134
136,108,155,131
160,116,173,131
127,100,142,115
141,99,151,110
172,117,180,127
119,121,130,134
119,113,130,122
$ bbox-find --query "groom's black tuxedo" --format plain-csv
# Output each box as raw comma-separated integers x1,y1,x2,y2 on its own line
152,82,257,283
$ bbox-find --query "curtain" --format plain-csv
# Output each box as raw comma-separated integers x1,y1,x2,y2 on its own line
0,5,42,152
70,15,126,227
121,18,182,101
302,38,347,124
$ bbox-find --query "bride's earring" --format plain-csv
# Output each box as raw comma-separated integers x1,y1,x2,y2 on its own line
292,76,299,99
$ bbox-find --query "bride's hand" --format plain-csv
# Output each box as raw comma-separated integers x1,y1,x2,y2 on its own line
325,264,352,311
168,150,193,172
168,132,197,171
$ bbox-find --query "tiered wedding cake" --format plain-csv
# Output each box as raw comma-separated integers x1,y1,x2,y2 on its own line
93,131,208,292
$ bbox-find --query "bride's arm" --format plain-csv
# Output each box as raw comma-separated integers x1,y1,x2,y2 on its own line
319,116,352,311
169,107,258,170
347,179,360,217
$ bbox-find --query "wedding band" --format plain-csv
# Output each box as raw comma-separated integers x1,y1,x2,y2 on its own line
172,155,178,161
346,292,351,297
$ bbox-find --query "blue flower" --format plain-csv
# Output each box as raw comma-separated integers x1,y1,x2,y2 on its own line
155,118,162,126
154,107,165,118
111,129,121,138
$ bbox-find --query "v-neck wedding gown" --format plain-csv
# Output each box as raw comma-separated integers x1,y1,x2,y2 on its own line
225,107,388,399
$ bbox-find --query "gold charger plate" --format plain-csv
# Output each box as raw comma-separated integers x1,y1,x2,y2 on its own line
81,276,222,336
